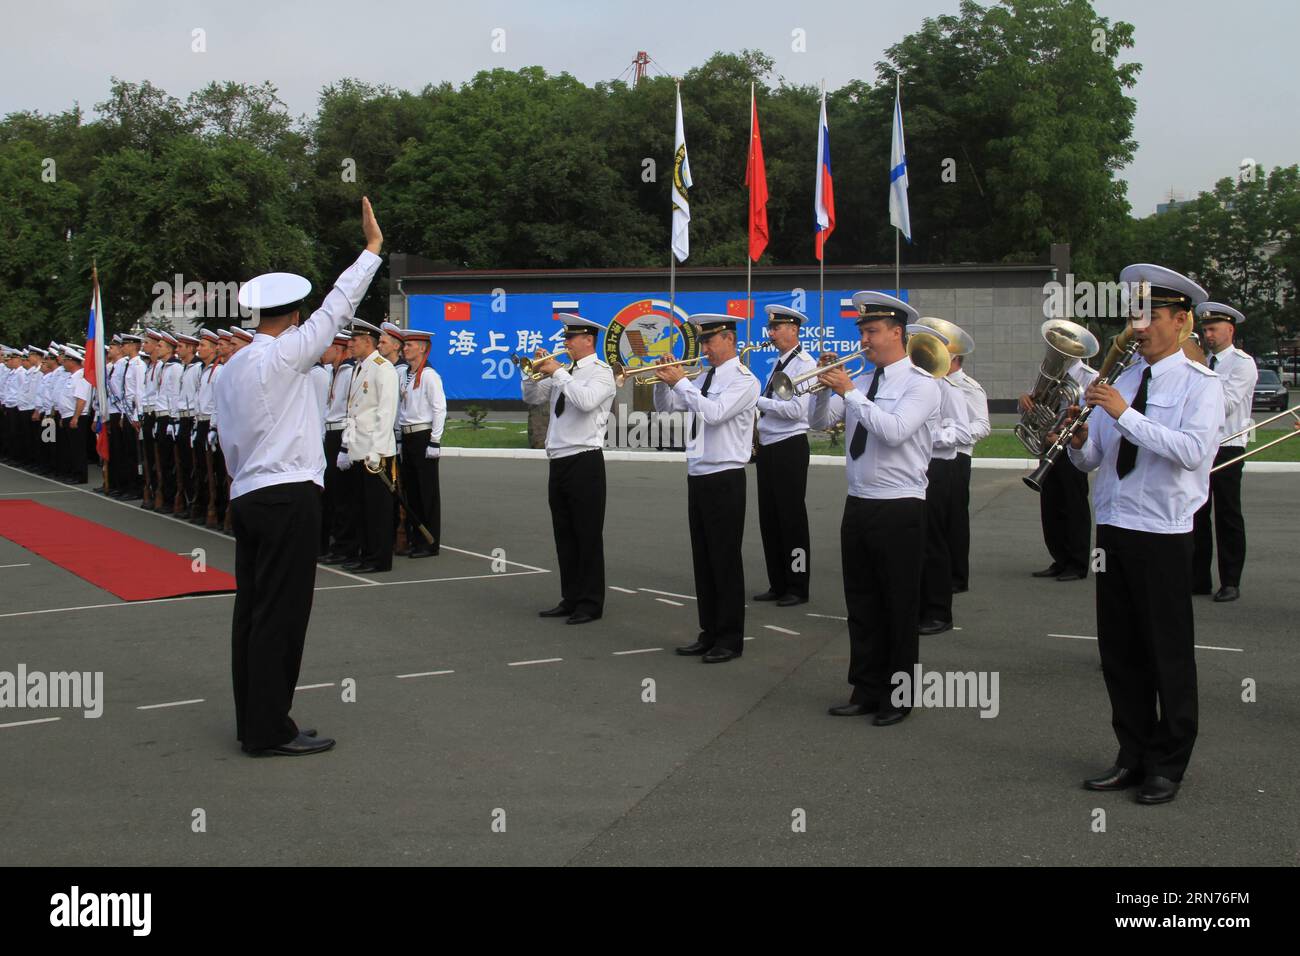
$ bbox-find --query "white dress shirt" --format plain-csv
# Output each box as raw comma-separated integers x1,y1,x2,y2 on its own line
0,366,10,405
929,377,973,461
105,358,126,416
400,364,448,440
179,361,202,415
196,361,220,418
343,351,400,459
522,352,616,459
19,365,41,411
142,358,161,413
1,366,18,406
755,346,815,446
59,369,92,418
217,249,381,500
325,361,354,425
947,368,990,455
309,363,330,424
158,359,183,418
125,354,146,421
41,367,67,415
1207,345,1257,447
1068,350,1224,534
811,354,941,500
654,355,759,476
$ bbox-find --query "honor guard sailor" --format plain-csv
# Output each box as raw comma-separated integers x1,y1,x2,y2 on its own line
524,314,616,625
1067,264,1223,804
752,304,816,607
321,333,358,564
215,196,384,757
1191,301,1256,603
397,328,446,559
653,314,759,662
812,292,941,725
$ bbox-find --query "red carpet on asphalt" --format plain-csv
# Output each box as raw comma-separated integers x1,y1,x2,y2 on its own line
0,499,237,601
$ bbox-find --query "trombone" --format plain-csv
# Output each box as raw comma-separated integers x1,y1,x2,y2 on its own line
1210,404,1300,473
511,349,571,381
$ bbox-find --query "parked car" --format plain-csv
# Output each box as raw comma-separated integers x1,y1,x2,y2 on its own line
1253,368,1291,412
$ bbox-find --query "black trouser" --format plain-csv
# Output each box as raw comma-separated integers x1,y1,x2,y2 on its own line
140,413,156,500
1192,446,1245,591
191,421,212,520
1095,524,1198,781
40,414,57,472
755,433,811,600
322,429,352,556
950,452,972,589
842,496,925,710
357,457,395,570
921,457,956,624
547,449,605,616
60,416,88,483
156,417,178,508
177,417,194,510
16,409,35,465
107,413,124,489
120,417,141,496
210,443,229,525
400,429,442,554
23,412,39,467
231,481,321,750
687,468,747,651
1039,454,1091,575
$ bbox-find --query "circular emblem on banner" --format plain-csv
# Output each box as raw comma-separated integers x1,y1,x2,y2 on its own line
602,298,697,373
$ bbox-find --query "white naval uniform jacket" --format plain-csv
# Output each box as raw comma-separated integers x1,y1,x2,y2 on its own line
1206,345,1257,448
929,377,973,461
1068,350,1223,534
947,368,990,455
521,352,615,459
654,355,759,476
754,346,816,446
343,351,399,460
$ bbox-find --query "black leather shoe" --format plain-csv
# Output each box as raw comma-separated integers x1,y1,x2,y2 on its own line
1032,564,1064,578
873,709,908,726
675,641,709,656
320,553,350,566
1191,586,1212,596
1055,569,1087,581
299,728,317,738
394,546,412,557
538,604,572,618
952,584,969,594
828,702,876,717
1213,586,1240,603
918,620,952,635
354,563,387,573
1083,765,1144,791
566,611,599,625
246,733,335,757
776,594,807,607
752,590,780,601
408,547,437,559
702,647,740,663
1136,775,1180,805
339,560,366,572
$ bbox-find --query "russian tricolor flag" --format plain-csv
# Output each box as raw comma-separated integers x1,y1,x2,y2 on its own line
839,298,857,319
85,268,110,462
814,89,835,261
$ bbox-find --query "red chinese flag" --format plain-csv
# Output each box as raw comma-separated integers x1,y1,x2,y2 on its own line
726,299,752,319
443,301,471,321
746,93,769,262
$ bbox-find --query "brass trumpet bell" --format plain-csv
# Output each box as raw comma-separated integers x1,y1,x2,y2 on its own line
511,350,572,381
612,356,703,388
905,324,952,378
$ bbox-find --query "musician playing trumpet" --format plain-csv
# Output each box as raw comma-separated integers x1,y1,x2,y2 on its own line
1057,264,1224,806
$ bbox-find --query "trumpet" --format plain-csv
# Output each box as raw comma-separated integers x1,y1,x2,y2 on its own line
612,356,703,388
511,350,571,381
770,350,869,400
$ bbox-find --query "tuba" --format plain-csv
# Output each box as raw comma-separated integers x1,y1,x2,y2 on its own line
1014,319,1100,457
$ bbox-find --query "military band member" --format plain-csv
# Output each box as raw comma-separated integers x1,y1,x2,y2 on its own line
339,318,400,573
525,314,616,624
813,292,941,725
215,196,383,757
1191,302,1256,603
1068,264,1223,805
919,342,972,635
752,304,816,607
946,352,989,592
1022,352,1097,581
397,329,446,559
321,333,358,563
654,314,759,662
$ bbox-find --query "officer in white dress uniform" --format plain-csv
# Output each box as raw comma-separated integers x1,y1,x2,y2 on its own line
1069,263,1223,805
523,314,616,624
396,328,447,560
215,196,383,757
812,292,941,725
320,333,357,563
1191,302,1257,602
653,314,759,662
945,353,989,592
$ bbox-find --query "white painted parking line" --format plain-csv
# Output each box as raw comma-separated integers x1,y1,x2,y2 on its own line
0,563,32,569
764,625,800,636
743,636,755,642
640,587,695,601
806,612,847,621
0,490,75,496
655,597,683,607
1048,633,1242,653
1049,633,1096,641
439,544,550,574
136,699,205,710
396,670,455,679
295,682,335,691
315,569,546,592
507,657,563,667
612,647,662,656
0,716,62,729
608,586,638,594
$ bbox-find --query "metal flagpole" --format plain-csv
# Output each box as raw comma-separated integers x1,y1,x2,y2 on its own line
894,73,902,296
746,81,754,362
817,80,827,346
670,80,680,355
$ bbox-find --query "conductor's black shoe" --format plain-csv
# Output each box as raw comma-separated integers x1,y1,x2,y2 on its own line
1213,586,1240,603
918,620,952,635
538,604,572,618
776,594,807,607
873,709,909,727
246,733,335,757
1032,564,1064,578
408,547,437,559
752,590,780,601
675,641,710,656
1136,775,1180,805
320,553,349,565
828,702,876,717
702,647,741,663
339,559,366,572
1083,765,1143,791
299,728,317,738
952,584,969,594
566,611,599,625
1055,569,1087,582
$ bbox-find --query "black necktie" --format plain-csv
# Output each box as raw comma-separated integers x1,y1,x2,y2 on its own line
555,392,565,417
1115,366,1151,479
1209,354,1217,370
689,367,716,441
762,348,801,404
849,367,883,460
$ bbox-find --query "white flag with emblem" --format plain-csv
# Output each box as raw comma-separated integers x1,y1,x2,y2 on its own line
672,85,693,262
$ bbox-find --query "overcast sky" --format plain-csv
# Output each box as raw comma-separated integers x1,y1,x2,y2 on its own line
2,0,1296,217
